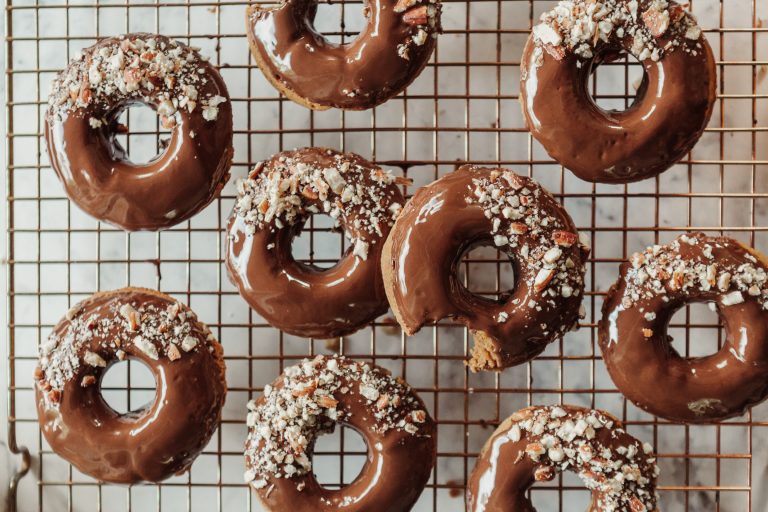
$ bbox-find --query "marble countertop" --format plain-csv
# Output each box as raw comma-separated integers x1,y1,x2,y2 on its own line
3,0,768,510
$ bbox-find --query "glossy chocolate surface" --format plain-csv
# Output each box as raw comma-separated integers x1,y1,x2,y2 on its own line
245,355,436,511
520,9,716,184
382,165,589,371
226,148,404,338
599,233,768,423
466,406,659,512
246,0,440,110
35,288,227,483
45,34,234,231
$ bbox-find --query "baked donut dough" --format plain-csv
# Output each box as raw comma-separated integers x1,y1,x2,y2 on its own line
246,0,441,110
600,233,768,423
382,165,590,371
226,148,406,338
466,406,660,511
520,0,716,183
244,354,436,511
46,33,233,230
34,288,226,484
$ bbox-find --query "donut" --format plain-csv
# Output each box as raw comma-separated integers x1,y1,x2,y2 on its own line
520,0,716,183
226,148,406,338
34,288,227,483
245,0,441,110
599,233,768,423
243,354,436,511
381,165,590,371
466,405,660,512
45,33,234,230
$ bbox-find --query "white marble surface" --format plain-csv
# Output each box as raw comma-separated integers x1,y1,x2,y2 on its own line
3,0,768,511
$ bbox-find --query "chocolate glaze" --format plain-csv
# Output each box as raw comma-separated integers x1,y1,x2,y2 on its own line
466,406,659,512
599,233,768,423
245,0,441,110
45,34,234,231
520,3,716,184
245,355,436,511
226,148,405,338
35,288,227,483
382,165,589,371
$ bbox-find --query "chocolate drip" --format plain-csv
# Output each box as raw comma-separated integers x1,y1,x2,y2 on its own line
226,148,405,338
35,288,227,484
245,0,440,110
520,2,716,184
599,233,768,423
45,34,233,231
382,165,589,371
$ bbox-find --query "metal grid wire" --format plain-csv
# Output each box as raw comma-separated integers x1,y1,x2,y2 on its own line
5,0,768,510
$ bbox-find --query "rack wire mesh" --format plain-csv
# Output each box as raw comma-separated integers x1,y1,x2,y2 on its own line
5,0,768,510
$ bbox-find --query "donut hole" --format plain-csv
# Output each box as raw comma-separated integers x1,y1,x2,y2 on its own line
100,359,158,416
111,103,173,165
458,242,516,302
292,214,345,270
311,425,368,489
587,50,646,112
668,301,725,358
312,1,368,46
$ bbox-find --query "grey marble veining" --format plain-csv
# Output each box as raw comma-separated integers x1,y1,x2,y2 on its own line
3,0,768,510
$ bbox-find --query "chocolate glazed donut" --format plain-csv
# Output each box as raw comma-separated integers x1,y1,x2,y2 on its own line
520,1,716,183
244,354,436,511
45,33,233,230
382,165,589,371
466,406,660,512
599,233,768,423
245,0,441,110
226,148,405,338
34,288,227,483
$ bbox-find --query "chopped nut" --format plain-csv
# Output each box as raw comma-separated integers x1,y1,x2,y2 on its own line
534,465,556,481
317,395,338,408
167,344,182,361
81,375,97,387
83,350,107,368
553,230,578,247
402,5,428,25
534,268,555,291
642,328,653,338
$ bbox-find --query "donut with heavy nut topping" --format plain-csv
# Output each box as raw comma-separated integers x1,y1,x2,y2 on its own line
244,354,436,511
45,33,233,230
467,406,660,512
520,0,716,183
35,288,226,484
246,0,441,110
600,233,768,423
226,148,406,338
382,165,590,371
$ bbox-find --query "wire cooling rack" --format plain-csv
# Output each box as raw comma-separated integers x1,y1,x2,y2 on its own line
5,0,768,510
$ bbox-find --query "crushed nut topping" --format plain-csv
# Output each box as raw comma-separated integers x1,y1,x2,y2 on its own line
244,355,429,489
37,292,214,402
531,0,703,66
233,150,405,262
467,168,588,336
505,406,659,511
394,0,441,60
47,34,226,127
617,233,768,313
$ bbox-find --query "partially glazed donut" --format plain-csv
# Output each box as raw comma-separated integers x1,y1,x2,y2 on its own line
34,288,227,483
466,406,659,512
46,33,234,230
520,1,716,183
226,148,405,338
244,354,436,511
599,233,768,423
246,0,441,110
382,165,589,371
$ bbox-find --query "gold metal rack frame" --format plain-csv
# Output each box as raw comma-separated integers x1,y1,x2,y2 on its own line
5,0,768,510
